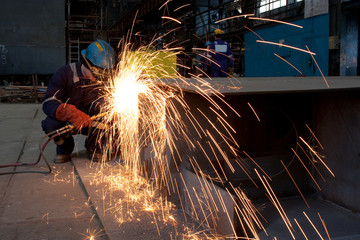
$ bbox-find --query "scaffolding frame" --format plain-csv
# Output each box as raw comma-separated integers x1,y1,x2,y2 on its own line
66,0,105,64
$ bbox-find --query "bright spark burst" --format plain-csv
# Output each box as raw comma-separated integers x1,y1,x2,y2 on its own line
79,11,336,240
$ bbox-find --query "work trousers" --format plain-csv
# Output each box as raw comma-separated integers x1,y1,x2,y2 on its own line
211,63,229,77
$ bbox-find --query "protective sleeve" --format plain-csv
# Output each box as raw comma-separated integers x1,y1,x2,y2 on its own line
42,66,69,118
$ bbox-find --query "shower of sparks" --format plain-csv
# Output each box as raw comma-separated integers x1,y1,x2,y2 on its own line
75,9,337,240
86,39,271,238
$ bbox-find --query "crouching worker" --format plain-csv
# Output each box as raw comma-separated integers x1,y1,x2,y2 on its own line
41,39,116,163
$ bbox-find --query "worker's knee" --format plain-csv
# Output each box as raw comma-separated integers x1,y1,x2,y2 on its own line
41,117,67,134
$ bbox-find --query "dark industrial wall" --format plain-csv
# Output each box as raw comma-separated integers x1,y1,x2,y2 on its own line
315,91,360,212
244,14,329,77
0,0,65,75
340,9,359,76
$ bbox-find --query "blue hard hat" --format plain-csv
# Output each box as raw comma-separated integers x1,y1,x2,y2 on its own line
205,41,211,47
81,39,116,69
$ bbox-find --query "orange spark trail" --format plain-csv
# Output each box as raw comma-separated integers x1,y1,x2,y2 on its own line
291,148,322,190
255,169,295,239
249,17,303,28
215,95,242,118
299,136,335,177
247,102,261,122
243,151,271,180
306,124,324,150
231,184,266,233
274,53,303,75
244,26,264,40
297,142,326,182
196,140,227,179
318,212,332,240
215,14,254,23
280,160,310,208
158,0,170,10
294,218,309,240
161,16,182,24
257,40,316,55
306,45,329,88
234,159,259,188
179,173,200,220
174,3,191,12
192,186,211,227
303,211,325,240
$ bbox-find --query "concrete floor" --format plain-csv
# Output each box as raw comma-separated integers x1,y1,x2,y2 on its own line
0,103,188,240
1,103,360,240
0,103,107,240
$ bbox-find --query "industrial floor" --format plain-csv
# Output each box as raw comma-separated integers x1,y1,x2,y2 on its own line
0,103,189,240
1,103,360,240
0,104,107,240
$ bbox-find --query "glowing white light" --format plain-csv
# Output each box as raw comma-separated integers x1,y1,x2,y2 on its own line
112,76,147,114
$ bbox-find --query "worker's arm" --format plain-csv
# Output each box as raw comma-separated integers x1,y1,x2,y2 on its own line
42,66,69,118
42,65,91,129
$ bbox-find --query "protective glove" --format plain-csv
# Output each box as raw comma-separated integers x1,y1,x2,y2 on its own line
56,103,91,129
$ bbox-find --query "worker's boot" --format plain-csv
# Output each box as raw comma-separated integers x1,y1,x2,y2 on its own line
54,154,71,164
54,134,74,164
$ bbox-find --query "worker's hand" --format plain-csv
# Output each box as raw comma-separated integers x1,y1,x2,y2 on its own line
56,103,91,130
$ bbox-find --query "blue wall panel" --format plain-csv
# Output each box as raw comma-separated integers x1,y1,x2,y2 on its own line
340,12,358,76
244,14,329,77
0,0,65,75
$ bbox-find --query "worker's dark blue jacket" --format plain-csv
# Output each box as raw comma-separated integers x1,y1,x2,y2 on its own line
42,62,102,119
209,39,234,77
41,62,103,155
